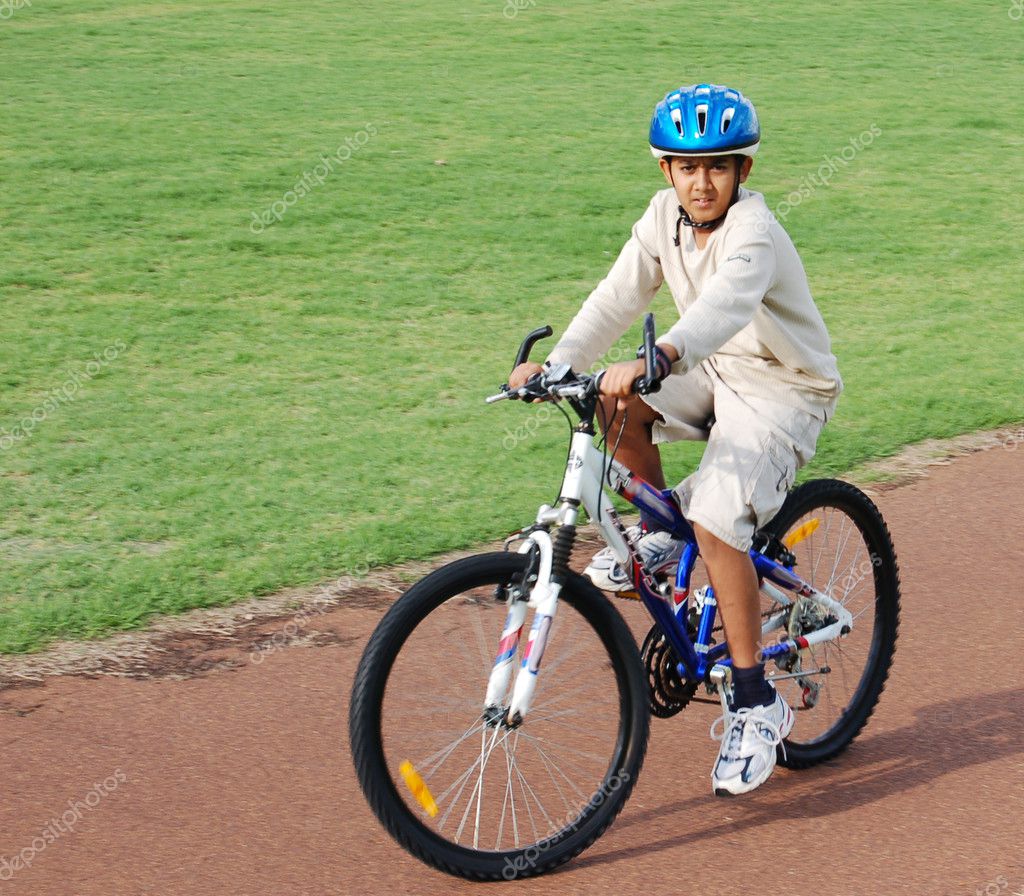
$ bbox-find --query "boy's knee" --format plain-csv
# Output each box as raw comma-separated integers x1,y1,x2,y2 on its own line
693,521,716,550
693,522,742,560
598,394,659,433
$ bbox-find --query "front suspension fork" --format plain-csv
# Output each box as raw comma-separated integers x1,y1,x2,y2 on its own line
483,522,575,727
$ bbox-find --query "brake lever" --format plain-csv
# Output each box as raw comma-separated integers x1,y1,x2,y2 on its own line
632,375,662,395
518,372,550,402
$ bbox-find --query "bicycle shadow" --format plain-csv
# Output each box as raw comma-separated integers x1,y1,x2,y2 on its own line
575,686,1024,870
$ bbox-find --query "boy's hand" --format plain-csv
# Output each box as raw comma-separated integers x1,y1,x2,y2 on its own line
600,359,648,397
600,343,678,397
508,362,544,391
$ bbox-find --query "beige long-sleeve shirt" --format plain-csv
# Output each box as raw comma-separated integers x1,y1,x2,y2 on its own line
546,186,842,418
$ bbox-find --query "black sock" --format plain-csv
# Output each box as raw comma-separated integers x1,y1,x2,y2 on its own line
730,663,774,710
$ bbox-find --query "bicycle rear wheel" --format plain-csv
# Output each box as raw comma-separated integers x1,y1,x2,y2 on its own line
349,552,649,880
759,479,900,768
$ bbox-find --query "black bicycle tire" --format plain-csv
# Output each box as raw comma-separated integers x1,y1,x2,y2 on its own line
760,478,900,769
349,551,650,880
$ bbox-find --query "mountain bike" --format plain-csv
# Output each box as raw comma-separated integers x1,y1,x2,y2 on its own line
349,314,900,880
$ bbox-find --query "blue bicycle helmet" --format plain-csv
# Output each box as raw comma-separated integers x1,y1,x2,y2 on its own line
649,84,760,159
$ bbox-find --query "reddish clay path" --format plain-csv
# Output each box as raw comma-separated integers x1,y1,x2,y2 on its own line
1,446,1023,896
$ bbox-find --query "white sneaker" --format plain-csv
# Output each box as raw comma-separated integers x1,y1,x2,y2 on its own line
584,528,684,593
710,685,794,796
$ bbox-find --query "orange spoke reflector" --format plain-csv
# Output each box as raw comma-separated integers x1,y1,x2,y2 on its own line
783,518,820,549
399,761,438,817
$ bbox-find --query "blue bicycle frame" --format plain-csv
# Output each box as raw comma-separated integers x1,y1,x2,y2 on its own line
597,455,846,687
486,336,852,721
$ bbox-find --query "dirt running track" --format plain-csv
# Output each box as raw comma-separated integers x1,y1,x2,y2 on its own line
2,446,1023,896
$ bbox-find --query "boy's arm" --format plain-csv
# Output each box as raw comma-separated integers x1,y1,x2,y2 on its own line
545,200,664,373
660,223,776,372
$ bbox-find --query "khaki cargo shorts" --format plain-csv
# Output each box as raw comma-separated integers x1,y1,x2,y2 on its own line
641,362,828,552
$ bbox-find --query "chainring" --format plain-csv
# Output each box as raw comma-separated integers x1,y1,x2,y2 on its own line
641,622,698,718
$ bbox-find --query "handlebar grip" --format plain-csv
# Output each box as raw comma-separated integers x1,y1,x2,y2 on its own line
513,325,553,369
626,313,661,395
642,313,657,384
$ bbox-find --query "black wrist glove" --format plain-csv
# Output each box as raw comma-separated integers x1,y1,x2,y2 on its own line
636,344,674,381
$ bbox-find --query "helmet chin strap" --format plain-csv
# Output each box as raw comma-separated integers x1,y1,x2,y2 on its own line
671,161,743,246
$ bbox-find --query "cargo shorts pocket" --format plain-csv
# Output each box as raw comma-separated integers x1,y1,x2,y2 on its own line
746,434,797,530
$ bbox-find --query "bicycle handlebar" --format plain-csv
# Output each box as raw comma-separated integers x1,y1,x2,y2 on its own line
513,325,553,368
489,314,662,405
633,312,662,396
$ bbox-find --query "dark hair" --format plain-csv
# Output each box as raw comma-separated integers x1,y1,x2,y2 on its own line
666,154,745,169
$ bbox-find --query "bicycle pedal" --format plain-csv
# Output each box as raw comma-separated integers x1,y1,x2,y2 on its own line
708,664,734,715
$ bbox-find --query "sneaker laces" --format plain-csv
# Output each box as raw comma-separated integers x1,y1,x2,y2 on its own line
589,524,643,562
591,527,676,570
710,705,788,761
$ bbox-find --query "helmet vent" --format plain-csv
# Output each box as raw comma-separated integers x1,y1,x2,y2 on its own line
670,106,684,135
721,107,735,133
695,103,708,136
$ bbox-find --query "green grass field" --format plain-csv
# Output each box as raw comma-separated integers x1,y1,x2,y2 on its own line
1,0,1022,653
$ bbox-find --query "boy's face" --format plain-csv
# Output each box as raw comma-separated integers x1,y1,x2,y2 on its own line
659,155,753,225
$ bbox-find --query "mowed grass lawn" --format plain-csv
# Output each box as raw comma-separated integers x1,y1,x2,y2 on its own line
1,0,1021,652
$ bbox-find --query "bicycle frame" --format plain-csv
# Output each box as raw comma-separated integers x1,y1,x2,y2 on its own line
485,425,853,726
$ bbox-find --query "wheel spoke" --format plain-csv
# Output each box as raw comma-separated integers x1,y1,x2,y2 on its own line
356,553,645,873
418,717,488,779
760,485,898,763
498,735,520,848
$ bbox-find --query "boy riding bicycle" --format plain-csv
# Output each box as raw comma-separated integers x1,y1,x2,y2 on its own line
508,84,842,796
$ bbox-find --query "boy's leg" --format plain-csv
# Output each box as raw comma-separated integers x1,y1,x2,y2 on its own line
596,394,666,488
597,361,716,490
678,381,826,649
584,369,715,592
677,379,826,796
691,524,762,668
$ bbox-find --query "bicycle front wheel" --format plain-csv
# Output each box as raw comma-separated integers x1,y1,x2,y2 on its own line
349,552,649,881
760,479,900,768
